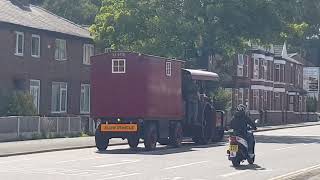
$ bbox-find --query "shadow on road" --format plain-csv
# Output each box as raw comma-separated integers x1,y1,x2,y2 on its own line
96,142,226,155
234,164,266,171
255,135,320,144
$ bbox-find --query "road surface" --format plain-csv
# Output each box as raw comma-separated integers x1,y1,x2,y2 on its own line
0,125,319,180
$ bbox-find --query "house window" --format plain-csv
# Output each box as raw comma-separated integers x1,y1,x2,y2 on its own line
238,88,244,105
280,64,285,82
264,91,268,110
112,59,126,73
55,39,67,61
245,88,249,108
30,80,40,114
31,34,40,58
253,90,259,110
263,60,268,80
51,82,67,113
234,89,238,107
274,92,280,110
290,63,294,84
275,64,280,82
237,54,244,77
83,44,94,65
15,31,24,56
299,96,302,112
297,66,300,86
289,95,294,111
166,61,172,76
253,58,259,79
80,84,90,114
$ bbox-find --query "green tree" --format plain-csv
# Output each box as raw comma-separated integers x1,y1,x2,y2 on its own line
6,91,37,116
210,88,232,111
41,0,101,25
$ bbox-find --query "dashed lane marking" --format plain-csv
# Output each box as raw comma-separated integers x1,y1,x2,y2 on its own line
163,161,209,170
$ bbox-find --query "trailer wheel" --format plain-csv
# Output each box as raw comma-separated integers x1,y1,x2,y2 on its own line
128,135,140,149
158,138,169,145
95,126,109,151
170,122,183,147
144,122,158,151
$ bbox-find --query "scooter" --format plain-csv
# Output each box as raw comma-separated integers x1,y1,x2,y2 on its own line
227,122,258,167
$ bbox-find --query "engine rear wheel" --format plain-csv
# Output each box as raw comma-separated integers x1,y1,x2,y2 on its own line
95,126,109,151
170,122,183,147
128,135,140,149
144,122,158,151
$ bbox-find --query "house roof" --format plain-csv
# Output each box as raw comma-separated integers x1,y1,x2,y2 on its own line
183,69,219,81
274,43,303,65
0,0,92,39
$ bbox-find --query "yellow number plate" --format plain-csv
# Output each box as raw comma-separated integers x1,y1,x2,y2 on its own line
229,145,238,152
101,124,138,132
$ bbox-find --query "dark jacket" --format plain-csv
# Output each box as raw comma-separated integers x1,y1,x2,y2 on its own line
230,111,257,135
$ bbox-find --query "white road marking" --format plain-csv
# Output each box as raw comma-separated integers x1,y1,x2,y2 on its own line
0,158,32,164
56,157,104,164
274,146,297,151
163,161,208,170
269,164,320,180
97,173,141,180
220,170,250,178
94,159,141,168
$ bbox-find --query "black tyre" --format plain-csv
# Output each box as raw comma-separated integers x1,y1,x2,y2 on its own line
95,126,109,151
193,105,214,145
248,156,255,164
128,135,140,149
158,138,169,145
144,122,158,151
170,122,183,147
232,158,241,167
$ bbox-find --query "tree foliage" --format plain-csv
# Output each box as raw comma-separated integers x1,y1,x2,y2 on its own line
6,91,37,116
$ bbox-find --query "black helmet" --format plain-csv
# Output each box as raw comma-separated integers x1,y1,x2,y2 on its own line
236,104,246,112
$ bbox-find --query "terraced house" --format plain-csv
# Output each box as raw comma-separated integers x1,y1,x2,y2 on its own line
0,0,94,116
227,43,308,125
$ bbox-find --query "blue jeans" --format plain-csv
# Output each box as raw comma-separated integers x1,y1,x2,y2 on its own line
246,131,255,154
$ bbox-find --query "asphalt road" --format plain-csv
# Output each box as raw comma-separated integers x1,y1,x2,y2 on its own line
0,125,319,180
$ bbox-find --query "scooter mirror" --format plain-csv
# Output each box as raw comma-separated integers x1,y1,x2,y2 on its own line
255,119,260,124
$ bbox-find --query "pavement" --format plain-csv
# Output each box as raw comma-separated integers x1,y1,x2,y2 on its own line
0,123,319,179
0,121,319,157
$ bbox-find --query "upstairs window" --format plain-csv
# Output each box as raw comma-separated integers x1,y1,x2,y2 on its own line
253,58,259,79
31,34,40,58
237,54,244,77
112,59,126,73
83,44,94,65
15,31,24,56
55,39,67,61
166,61,172,76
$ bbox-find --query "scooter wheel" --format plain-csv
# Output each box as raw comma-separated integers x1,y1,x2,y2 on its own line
232,159,241,167
248,156,255,164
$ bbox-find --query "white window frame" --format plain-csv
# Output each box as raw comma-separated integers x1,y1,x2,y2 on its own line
51,82,68,113
15,31,24,56
166,61,172,76
234,89,239,107
31,34,41,58
83,44,94,65
238,88,244,105
80,84,90,114
275,64,280,82
30,79,40,114
299,96,302,112
253,58,259,79
263,60,268,80
253,90,259,110
264,91,268,109
237,54,244,77
112,59,126,73
245,88,249,108
55,39,67,61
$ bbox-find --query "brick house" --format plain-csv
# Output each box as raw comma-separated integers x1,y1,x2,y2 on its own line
227,43,307,125
0,0,94,116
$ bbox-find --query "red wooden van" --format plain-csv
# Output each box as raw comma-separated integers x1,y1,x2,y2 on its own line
91,52,224,151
